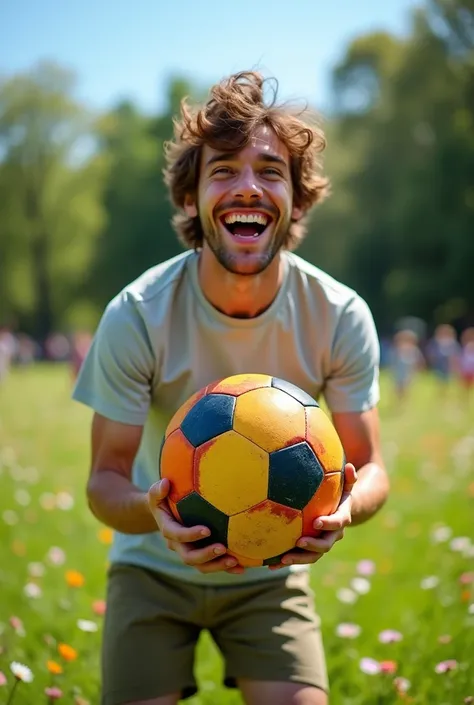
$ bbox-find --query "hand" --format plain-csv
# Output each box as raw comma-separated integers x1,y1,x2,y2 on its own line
268,463,357,571
147,479,244,574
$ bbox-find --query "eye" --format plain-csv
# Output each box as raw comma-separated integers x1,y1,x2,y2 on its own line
261,167,282,177
212,166,233,176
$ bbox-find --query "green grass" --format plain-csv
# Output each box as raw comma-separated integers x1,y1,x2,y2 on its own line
0,364,473,704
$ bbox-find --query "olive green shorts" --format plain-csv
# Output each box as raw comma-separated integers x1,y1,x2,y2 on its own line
101,563,328,704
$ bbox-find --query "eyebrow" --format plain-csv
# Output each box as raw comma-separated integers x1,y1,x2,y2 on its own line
205,151,288,168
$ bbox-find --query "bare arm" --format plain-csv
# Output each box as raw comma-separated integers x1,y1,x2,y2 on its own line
332,406,389,526
86,413,157,534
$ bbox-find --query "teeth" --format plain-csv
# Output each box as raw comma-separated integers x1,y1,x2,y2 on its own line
224,213,269,226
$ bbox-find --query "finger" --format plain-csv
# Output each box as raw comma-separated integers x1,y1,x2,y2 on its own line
196,555,241,574
160,512,211,543
298,529,344,553
313,510,351,532
175,542,230,566
268,551,324,569
343,463,357,489
148,479,170,505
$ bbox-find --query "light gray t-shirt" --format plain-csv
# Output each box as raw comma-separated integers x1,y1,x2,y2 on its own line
73,250,380,585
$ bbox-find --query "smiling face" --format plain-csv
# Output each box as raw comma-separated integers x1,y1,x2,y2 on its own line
185,125,302,276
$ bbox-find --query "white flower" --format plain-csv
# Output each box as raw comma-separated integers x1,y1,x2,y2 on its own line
10,662,33,682
336,588,358,604
56,491,74,511
27,562,45,578
420,576,440,590
336,623,361,639
450,537,471,553
394,676,411,693
359,657,380,674
378,629,403,643
468,604,474,615
430,525,452,544
23,583,42,599
77,619,98,633
46,546,66,566
2,510,18,526
351,577,371,594
14,489,31,507
356,559,376,576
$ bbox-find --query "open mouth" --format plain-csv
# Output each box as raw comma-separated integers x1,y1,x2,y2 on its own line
220,212,273,239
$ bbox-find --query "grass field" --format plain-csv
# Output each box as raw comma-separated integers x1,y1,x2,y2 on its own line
0,364,473,704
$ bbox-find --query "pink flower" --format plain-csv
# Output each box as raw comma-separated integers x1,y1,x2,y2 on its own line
380,660,397,674
460,572,474,585
360,658,381,674
435,659,458,674
378,629,403,643
336,623,361,639
45,686,63,699
0,671,6,686
357,559,376,576
92,600,106,616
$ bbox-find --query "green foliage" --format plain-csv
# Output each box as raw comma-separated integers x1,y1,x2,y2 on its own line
0,367,473,703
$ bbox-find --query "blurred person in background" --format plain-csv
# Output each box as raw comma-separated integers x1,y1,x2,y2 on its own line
0,327,16,383
70,331,92,380
426,323,460,395
73,71,389,705
389,329,424,404
458,327,474,405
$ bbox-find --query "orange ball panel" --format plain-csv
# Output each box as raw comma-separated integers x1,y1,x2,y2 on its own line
207,373,272,396
160,428,195,505
227,551,263,568
301,472,343,536
165,388,207,438
233,387,306,453
227,499,302,562
305,406,345,473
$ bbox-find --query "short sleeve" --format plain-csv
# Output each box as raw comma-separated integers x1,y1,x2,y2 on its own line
323,295,380,413
72,293,155,425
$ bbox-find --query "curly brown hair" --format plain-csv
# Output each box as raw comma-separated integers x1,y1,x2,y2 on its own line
163,71,330,250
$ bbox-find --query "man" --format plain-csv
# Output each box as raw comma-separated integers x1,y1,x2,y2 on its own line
73,71,389,705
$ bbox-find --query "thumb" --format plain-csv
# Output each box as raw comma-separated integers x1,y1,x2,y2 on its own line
148,478,170,506
343,463,357,490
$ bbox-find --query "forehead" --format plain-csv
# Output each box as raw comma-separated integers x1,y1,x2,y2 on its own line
202,124,290,165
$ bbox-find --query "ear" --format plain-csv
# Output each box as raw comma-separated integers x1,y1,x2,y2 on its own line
291,204,304,222
184,194,198,218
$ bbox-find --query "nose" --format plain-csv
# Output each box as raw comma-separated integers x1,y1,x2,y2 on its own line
232,166,263,200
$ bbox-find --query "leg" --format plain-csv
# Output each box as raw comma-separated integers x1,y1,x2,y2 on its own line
210,570,328,701
102,564,202,705
239,680,327,705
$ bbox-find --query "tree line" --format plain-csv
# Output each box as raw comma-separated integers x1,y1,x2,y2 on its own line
1,0,473,343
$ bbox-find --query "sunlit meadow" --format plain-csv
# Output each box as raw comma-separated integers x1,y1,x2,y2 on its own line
0,365,473,704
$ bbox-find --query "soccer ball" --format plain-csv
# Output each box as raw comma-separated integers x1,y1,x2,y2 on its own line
159,374,345,567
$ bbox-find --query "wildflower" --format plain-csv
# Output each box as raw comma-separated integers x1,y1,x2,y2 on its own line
336,588,358,604
468,604,474,615
56,492,74,510
435,659,458,673
45,686,63,700
430,525,452,543
9,617,25,636
378,629,403,644
77,620,98,633
356,559,376,576
27,562,45,578
359,657,380,674
394,677,411,693
0,672,6,686
65,570,85,588
10,662,33,682
450,537,471,553
46,547,66,566
14,489,31,507
380,660,397,674
351,577,371,594
58,644,77,661
336,623,361,639
460,572,474,585
47,661,63,675
92,600,106,616
23,583,42,599
420,576,439,590
98,528,114,544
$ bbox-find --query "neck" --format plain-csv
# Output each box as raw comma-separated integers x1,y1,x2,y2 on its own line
197,248,285,318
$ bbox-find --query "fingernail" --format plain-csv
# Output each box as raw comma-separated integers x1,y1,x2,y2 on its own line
282,557,292,565
314,520,323,529
200,529,210,537
298,540,308,548
225,558,237,567
214,546,225,555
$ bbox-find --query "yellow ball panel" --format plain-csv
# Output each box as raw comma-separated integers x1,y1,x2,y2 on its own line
302,472,343,536
305,406,345,473
196,431,269,515
227,500,302,562
165,388,206,438
233,387,306,453
207,373,272,396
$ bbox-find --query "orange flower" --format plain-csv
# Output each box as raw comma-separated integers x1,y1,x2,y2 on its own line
58,643,78,661
65,570,85,588
461,589,471,603
47,660,63,675
98,528,114,545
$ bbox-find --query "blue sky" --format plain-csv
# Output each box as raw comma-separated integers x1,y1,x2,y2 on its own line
1,0,418,114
